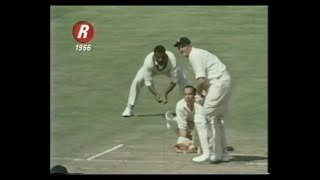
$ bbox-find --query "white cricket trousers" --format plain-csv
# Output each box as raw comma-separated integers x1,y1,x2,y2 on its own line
126,67,189,106
204,71,231,159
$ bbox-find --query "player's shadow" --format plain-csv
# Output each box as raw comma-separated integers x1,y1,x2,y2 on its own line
209,155,267,164
230,155,268,162
135,113,165,117
227,146,235,152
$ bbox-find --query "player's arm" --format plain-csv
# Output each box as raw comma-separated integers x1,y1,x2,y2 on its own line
143,59,162,103
196,77,209,97
162,53,178,104
146,84,162,103
179,128,188,137
173,102,194,152
162,82,176,104
176,106,188,138
189,55,209,97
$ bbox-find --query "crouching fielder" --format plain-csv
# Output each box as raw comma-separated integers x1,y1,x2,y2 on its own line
165,85,209,155
122,45,189,117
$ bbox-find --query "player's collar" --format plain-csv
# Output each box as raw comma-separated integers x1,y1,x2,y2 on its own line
153,54,168,71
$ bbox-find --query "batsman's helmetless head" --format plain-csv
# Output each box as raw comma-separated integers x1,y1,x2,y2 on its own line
184,85,196,104
153,45,167,66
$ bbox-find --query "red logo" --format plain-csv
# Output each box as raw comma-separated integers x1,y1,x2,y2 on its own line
72,21,95,43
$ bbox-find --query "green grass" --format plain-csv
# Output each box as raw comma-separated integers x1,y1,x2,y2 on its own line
50,6,268,174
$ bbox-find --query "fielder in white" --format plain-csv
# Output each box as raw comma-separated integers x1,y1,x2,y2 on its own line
174,37,232,163
122,45,189,117
164,85,205,154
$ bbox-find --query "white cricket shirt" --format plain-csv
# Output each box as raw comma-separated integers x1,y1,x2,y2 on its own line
142,51,178,86
175,99,206,129
188,47,226,84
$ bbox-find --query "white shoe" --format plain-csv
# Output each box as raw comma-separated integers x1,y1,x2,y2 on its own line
122,107,133,117
210,153,231,163
165,111,175,129
192,154,210,162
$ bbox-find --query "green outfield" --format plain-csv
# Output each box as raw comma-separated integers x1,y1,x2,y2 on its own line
50,6,268,174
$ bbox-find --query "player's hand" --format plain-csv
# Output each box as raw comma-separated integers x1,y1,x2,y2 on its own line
174,144,197,153
155,94,163,103
174,137,197,153
201,90,207,98
162,95,168,104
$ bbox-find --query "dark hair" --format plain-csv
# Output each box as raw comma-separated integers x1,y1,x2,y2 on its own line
154,45,166,53
50,165,68,174
184,85,197,95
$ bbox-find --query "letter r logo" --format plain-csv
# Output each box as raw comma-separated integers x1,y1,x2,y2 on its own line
77,24,89,39
72,21,95,43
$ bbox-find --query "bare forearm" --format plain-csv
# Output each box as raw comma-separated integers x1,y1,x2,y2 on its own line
147,84,157,96
179,128,188,137
164,82,176,96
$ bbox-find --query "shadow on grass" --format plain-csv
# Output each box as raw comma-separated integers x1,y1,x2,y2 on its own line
231,155,267,162
135,113,165,117
210,155,267,164
227,146,235,152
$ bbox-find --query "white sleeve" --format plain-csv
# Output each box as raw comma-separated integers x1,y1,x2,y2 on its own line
176,104,188,129
142,55,154,86
168,52,178,84
190,53,206,79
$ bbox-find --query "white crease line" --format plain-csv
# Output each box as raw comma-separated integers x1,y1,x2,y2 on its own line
51,158,189,164
87,144,124,161
51,157,84,161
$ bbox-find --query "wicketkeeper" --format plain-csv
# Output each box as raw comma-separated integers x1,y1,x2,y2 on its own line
165,85,206,154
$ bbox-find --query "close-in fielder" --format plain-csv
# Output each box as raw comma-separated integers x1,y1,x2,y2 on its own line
122,45,189,117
